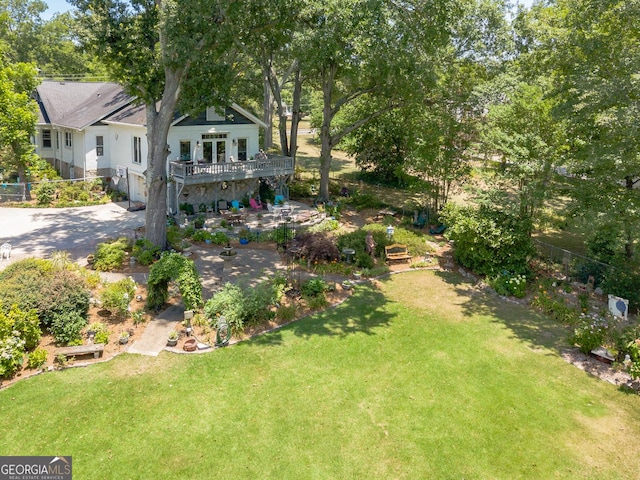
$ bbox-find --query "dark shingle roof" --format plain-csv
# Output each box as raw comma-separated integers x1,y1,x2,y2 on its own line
103,102,147,126
36,81,134,129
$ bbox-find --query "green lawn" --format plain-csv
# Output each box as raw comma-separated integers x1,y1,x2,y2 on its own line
3,271,640,478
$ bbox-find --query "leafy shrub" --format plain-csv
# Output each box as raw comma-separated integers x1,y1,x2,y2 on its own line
167,226,184,250
179,203,195,215
601,269,640,311
131,310,146,325
268,224,296,245
0,258,54,313
27,348,48,369
586,223,626,265
100,278,136,317
0,335,26,378
49,310,87,345
34,181,57,206
288,180,314,199
204,276,284,334
132,238,160,266
242,282,278,325
440,203,535,276
210,232,231,245
295,233,340,263
625,339,640,379
301,278,328,299
571,317,608,354
354,250,374,270
93,237,131,271
190,229,213,242
94,329,110,345
488,272,527,298
0,302,41,350
308,218,340,233
147,253,202,311
43,272,91,328
0,260,90,331
204,283,246,333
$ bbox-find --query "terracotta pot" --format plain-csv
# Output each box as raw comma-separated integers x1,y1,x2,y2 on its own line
183,338,197,352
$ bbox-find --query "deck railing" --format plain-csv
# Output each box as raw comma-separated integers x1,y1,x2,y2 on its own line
170,155,293,180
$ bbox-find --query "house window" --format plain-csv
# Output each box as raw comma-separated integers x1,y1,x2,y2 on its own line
42,130,52,148
180,141,191,161
237,138,248,161
55,132,60,149
65,132,72,148
96,135,104,156
133,136,142,164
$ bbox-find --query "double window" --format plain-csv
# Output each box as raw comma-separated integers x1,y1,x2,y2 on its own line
133,136,142,164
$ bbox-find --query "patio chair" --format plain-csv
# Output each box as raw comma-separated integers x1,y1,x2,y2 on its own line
429,224,446,235
413,213,428,229
231,200,244,210
274,194,285,205
249,198,263,211
217,200,229,212
0,243,11,259
266,202,277,220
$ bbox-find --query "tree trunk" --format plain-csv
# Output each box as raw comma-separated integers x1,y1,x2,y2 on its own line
289,68,302,166
144,70,182,250
318,67,336,201
262,66,273,151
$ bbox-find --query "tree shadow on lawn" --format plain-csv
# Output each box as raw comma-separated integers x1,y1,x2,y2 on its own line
434,270,570,355
248,284,393,348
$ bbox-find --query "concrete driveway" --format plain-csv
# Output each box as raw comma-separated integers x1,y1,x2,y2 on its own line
0,202,146,269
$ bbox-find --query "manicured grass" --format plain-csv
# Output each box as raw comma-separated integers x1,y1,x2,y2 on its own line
3,271,640,478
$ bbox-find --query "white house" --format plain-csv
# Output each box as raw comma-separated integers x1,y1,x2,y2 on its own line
34,81,293,212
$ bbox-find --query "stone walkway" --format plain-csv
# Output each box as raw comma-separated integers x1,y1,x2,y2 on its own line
127,304,184,356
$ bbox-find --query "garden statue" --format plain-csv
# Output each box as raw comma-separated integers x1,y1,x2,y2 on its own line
366,233,376,258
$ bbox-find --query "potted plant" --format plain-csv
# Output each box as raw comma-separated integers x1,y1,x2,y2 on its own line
238,228,251,245
167,330,179,347
119,331,130,344
194,213,206,229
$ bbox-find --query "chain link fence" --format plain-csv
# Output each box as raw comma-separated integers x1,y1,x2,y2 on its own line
0,177,111,205
0,182,27,202
533,239,615,285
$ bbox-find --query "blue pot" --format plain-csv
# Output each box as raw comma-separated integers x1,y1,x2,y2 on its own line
239,238,249,245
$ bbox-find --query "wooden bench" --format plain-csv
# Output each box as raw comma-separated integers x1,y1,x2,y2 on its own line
385,243,412,264
56,344,105,360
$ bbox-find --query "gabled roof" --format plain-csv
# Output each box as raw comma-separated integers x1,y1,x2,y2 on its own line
36,80,268,130
36,81,134,130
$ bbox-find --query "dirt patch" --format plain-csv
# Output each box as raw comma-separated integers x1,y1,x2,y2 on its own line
561,348,637,390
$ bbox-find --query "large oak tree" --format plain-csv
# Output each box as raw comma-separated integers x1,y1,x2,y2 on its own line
71,0,270,248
